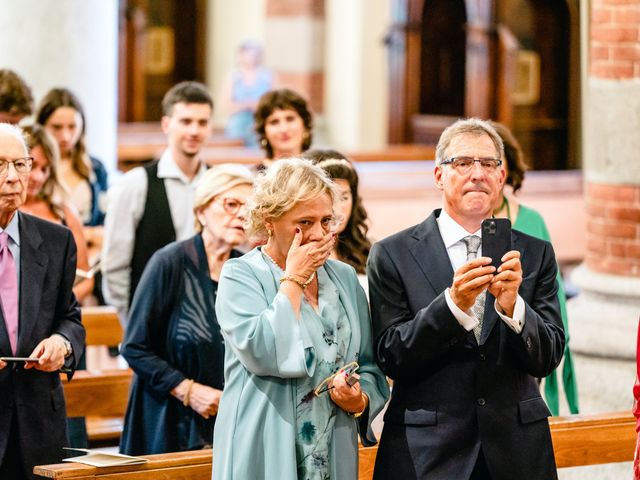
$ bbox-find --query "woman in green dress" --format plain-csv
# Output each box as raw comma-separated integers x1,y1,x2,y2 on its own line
490,121,579,415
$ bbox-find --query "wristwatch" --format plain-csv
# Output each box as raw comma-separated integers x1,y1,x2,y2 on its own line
57,336,73,358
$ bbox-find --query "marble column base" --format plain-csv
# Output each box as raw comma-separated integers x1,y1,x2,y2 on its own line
567,264,640,360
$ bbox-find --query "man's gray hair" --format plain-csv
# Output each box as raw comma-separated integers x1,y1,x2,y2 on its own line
0,122,29,156
435,118,504,165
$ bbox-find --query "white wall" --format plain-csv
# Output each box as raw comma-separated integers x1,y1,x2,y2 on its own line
0,0,118,176
325,0,390,150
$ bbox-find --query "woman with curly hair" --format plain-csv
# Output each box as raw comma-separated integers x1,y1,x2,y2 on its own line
302,149,371,276
254,88,313,169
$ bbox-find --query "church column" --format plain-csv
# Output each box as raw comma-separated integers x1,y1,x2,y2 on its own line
569,0,640,362
0,0,119,176
264,0,325,114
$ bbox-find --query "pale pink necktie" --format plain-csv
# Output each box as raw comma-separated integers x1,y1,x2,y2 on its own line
0,232,18,354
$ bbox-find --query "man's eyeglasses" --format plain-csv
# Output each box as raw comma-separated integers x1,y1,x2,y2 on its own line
214,197,246,216
440,156,502,173
0,157,33,177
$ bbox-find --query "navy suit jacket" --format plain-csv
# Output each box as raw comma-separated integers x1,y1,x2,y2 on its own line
0,212,85,478
367,210,565,480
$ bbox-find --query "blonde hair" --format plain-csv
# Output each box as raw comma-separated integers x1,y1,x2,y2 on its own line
245,157,339,242
193,163,254,232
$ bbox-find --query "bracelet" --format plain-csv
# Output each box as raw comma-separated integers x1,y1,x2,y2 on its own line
183,379,195,407
279,271,316,290
349,392,369,418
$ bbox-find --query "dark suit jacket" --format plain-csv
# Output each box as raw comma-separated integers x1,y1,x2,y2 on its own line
367,210,565,480
0,212,85,478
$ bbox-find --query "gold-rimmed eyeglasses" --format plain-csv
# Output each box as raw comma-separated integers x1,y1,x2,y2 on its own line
313,361,360,397
0,157,33,177
214,197,246,216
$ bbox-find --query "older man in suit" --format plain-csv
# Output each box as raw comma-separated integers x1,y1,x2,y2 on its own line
368,118,565,480
0,123,85,479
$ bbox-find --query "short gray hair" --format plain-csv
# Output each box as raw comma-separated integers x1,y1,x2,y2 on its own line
193,163,254,232
245,157,339,242
0,122,29,156
435,118,504,166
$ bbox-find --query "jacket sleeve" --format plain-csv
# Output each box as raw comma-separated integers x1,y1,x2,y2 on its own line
215,259,316,378
505,241,565,378
350,275,390,445
120,250,185,395
54,228,85,372
367,241,470,380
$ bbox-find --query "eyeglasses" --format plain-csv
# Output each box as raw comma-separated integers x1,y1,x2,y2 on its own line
214,197,246,215
440,156,502,173
0,157,33,177
313,362,360,396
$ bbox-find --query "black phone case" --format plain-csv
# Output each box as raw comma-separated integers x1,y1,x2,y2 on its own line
482,218,512,271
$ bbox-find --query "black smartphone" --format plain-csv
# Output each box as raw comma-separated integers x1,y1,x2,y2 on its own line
0,357,39,363
481,218,512,272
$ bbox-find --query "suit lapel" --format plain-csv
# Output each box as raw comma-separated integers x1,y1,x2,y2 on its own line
409,210,455,296
16,213,48,356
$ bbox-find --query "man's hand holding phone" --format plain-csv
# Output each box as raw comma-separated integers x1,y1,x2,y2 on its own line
489,250,522,317
450,257,495,311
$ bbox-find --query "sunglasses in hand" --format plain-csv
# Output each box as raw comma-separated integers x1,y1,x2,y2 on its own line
313,361,360,397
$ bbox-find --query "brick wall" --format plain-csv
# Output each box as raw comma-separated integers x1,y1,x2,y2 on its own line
590,0,640,79
586,0,640,276
586,184,640,275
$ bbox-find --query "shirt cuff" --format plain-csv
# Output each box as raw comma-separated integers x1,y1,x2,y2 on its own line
445,288,480,332
494,295,526,333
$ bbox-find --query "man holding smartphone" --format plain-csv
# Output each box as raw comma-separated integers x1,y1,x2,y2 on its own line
0,123,85,479
368,118,565,480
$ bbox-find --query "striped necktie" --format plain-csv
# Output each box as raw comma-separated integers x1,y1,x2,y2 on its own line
463,235,484,343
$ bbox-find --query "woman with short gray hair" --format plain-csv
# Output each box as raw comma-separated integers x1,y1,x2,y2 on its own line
120,164,253,455
213,158,389,480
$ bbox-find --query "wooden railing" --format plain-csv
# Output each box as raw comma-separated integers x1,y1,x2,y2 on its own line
35,411,636,479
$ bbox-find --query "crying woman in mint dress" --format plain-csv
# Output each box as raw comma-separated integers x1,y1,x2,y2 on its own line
213,159,389,480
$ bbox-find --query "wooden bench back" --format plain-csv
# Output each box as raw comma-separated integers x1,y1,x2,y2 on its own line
62,369,132,418
81,306,123,346
35,411,636,479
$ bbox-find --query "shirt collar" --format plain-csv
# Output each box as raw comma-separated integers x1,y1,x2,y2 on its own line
437,209,481,249
157,149,207,184
0,211,21,246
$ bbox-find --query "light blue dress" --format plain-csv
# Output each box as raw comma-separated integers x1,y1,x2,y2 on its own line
213,248,389,480
224,68,273,147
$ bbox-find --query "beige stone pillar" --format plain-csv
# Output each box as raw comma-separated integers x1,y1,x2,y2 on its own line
0,0,119,176
569,0,640,360
264,0,325,113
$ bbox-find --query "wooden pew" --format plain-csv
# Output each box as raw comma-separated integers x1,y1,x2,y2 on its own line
34,449,212,479
35,411,636,479
81,306,123,347
67,307,129,445
63,370,132,419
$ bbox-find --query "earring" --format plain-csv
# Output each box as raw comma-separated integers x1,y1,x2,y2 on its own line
261,138,268,148
267,228,272,237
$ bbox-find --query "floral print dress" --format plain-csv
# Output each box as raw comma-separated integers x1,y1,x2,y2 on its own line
292,267,351,480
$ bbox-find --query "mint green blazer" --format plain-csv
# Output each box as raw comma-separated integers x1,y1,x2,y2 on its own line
212,248,389,480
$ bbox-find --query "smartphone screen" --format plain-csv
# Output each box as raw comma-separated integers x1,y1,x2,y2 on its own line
481,218,512,271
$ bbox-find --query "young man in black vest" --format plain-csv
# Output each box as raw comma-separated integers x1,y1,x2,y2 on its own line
102,81,213,324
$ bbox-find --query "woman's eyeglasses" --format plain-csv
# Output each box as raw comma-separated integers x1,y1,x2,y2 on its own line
313,361,360,396
215,197,246,215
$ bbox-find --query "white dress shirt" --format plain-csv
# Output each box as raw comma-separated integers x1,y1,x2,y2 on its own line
437,209,525,335
101,150,207,322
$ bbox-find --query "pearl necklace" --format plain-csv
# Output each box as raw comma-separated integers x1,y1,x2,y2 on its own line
262,248,316,284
